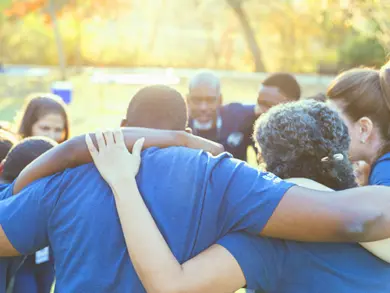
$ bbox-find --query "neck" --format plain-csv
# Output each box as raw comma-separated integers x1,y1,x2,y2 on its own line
367,139,386,164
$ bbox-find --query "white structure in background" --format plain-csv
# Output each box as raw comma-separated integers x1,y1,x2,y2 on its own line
90,68,180,86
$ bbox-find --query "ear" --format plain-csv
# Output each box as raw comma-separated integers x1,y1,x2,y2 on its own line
218,94,223,106
120,119,128,127
185,127,193,134
358,117,374,143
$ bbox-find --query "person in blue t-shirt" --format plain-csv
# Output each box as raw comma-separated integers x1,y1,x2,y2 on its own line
0,137,57,293
187,71,301,161
2,86,390,292
0,129,18,164
87,99,390,293
327,65,390,263
327,65,390,188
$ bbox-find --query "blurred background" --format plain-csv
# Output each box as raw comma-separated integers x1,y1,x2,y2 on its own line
0,0,389,138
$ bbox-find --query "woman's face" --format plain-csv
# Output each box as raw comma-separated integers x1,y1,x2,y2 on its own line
31,113,66,143
327,100,366,162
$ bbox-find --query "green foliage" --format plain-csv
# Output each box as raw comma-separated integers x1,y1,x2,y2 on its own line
1,0,389,72
339,33,387,69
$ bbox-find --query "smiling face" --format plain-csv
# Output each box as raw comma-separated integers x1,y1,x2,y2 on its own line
31,113,66,143
187,72,222,127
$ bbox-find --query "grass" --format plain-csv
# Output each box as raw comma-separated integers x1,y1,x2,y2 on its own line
1,70,330,293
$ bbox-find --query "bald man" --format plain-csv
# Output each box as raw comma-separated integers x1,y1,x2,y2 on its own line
186,71,301,161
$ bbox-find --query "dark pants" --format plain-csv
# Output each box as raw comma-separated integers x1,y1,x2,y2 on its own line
12,255,54,293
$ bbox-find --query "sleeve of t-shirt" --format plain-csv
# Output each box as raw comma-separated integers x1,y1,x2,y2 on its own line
369,155,390,186
0,173,64,255
223,103,256,129
209,157,295,235
217,232,285,291
0,183,13,201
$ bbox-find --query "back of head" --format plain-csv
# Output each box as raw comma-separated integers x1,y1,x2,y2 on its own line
327,66,390,157
2,136,57,182
0,129,19,162
262,73,301,100
125,85,188,130
17,93,69,140
254,100,357,190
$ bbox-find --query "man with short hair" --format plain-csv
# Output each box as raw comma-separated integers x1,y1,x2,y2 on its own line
1,85,390,292
187,71,301,161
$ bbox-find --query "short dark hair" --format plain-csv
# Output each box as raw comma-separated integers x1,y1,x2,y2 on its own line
17,94,70,142
0,129,19,162
262,73,301,100
254,100,357,190
125,85,188,131
2,136,57,182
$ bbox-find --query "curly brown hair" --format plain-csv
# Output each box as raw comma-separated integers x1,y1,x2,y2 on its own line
254,99,357,190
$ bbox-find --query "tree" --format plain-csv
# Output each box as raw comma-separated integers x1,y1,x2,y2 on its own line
226,0,266,72
3,0,132,78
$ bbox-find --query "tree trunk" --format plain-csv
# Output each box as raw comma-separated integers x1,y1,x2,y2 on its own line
74,18,83,73
227,0,266,72
48,0,67,80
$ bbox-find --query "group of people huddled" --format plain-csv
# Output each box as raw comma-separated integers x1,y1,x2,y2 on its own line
0,63,389,293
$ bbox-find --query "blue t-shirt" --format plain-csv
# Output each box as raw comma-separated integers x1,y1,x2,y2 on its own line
0,184,24,293
369,152,390,186
0,184,9,293
0,147,293,293
218,232,390,292
189,103,256,161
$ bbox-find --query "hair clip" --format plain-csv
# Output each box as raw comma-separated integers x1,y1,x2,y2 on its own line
321,156,329,162
321,153,344,162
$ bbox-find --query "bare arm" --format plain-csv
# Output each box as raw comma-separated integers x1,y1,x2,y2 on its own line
261,185,390,242
14,128,223,194
86,130,246,293
114,182,245,293
284,178,390,263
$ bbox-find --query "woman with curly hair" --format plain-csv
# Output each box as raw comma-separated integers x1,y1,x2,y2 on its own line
86,99,390,293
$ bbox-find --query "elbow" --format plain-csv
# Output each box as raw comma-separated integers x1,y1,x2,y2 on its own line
341,212,386,242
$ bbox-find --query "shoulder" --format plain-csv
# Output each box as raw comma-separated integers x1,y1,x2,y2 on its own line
222,103,255,115
369,152,390,186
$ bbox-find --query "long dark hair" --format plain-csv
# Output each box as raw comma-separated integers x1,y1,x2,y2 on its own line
17,93,70,142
